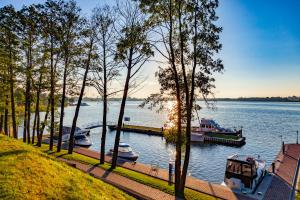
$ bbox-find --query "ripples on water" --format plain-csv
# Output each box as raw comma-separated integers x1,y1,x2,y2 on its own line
41,101,300,183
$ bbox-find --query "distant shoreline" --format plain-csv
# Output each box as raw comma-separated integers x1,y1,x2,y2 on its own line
80,96,300,102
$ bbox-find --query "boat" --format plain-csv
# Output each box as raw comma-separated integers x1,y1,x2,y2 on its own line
108,143,139,161
62,126,90,138
60,126,92,147
192,118,242,136
191,118,242,142
222,154,266,194
74,134,92,147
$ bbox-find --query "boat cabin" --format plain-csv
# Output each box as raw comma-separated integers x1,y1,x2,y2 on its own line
199,119,220,131
224,154,264,191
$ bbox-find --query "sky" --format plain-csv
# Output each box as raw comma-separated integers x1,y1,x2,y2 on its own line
1,0,300,98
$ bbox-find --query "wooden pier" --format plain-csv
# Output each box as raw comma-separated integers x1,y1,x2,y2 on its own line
108,124,163,136
108,123,246,146
203,135,246,147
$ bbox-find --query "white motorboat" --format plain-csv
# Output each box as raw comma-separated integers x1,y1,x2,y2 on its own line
108,143,139,161
192,118,242,136
60,126,92,147
74,134,92,147
191,118,242,142
222,154,266,194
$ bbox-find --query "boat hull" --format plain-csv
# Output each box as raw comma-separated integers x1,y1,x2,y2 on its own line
191,132,204,142
108,150,139,161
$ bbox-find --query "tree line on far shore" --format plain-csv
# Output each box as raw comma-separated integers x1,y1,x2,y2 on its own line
0,0,223,197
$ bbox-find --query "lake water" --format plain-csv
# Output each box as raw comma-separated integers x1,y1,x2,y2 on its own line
21,101,300,183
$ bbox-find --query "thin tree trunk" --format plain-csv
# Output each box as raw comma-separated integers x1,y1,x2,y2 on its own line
36,102,40,146
26,37,33,144
9,46,17,139
4,95,9,136
68,38,93,154
38,98,50,147
111,48,133,169
49,37,55,151
167,0,183,195
32,108,37,144
34,69,43,145
178,1,191,194
23,99,27,142
100,37,107,164
57,52,69,152
180,2,198,192
0,114,3,133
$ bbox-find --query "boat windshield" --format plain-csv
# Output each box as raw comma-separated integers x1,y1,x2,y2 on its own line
226,160,256,177
118,147,132,152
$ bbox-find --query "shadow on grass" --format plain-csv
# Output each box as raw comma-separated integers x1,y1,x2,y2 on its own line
57,153,69,158
0,150,28,157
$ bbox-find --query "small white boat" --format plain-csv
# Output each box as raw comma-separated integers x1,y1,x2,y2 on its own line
74,134,92,147
60,126,92,147
108,143,139,161
222,154,266,194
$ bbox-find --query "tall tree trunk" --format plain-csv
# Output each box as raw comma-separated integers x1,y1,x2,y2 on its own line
23,100,27,142
4,95,9,136
0,114,3,133
32,108,37,144
26,87,31,144
49,37,55,151
38,98,50,147
57,52,69,152
36,102,40,146
100,37,107,164
34,69,43,145
111,48,133,169
177,1,191,194
26,37,33,144
68,39,93,154
9,47,17,139
180,2,198,193
167,0,183,195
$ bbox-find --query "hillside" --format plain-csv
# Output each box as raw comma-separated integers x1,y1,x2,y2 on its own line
0,135,134,200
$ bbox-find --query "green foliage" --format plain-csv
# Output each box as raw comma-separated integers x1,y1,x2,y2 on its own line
163,127,186,144
0,135,133,200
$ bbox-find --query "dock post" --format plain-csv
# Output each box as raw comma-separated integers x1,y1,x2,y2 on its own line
282,141,285,154
272,162,275,174
168,162,173,185
297,131,299,144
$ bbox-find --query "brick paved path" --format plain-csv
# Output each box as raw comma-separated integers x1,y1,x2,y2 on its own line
58,158,177,200
263,144,300,200
74,148,250,200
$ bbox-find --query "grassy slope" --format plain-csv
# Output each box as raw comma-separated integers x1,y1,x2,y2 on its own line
0,135,133,200
35,144,215,200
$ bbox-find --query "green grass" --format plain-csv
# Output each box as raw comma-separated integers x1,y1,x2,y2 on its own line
0,135,134,200
205,132,240,140
36,143,216,200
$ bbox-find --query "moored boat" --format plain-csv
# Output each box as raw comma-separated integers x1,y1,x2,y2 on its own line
108,143,139,161
222,154,266,194
74,134,92,147
192,118,242,136
59,126,92,147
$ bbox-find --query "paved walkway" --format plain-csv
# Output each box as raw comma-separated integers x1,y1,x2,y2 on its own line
74,148,250,200
263,143,300,200
58,157,177,200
